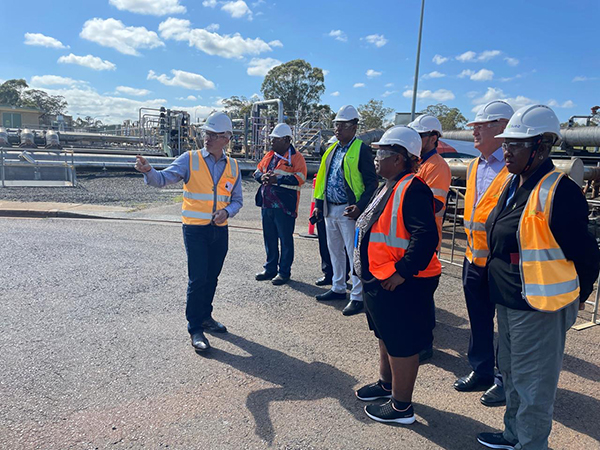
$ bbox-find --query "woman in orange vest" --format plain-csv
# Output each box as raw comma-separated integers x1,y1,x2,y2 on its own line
353,126,441,425
476,105,600,450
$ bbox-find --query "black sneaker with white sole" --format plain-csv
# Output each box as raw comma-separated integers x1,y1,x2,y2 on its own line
355,380,392,401
364,400,415,425
477,432,517,449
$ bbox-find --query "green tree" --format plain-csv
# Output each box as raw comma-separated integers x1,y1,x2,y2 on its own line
221,95,252,119
0,79,29,105
20,89,68,119
419,103,467,130
358,99,393,130
261,59,325,122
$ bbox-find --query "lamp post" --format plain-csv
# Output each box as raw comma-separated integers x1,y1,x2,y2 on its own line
410,0,426,121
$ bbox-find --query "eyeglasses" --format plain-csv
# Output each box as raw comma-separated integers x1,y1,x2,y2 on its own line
501,141,536,151
472,121,501,131
333,122,355,130
375,149,399,160
419,131,437,138
202,131,227,140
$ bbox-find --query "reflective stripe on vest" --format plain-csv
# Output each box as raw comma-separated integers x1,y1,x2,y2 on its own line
464,158,510,267
314,139,366,203
367,174,442,280
182,151,239,226
518,170,580,312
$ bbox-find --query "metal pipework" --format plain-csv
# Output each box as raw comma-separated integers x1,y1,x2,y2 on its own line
446,157,586,185
443,127,600,148
251,99,284,124
356,129,384,146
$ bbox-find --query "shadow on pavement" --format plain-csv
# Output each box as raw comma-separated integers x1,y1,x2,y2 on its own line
561,353,600,382
204,333,364,445
554,388,600,442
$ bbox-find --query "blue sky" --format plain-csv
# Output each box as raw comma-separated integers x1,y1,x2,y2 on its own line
1,0,598,124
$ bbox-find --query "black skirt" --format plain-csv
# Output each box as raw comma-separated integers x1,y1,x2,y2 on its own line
364,276,439,357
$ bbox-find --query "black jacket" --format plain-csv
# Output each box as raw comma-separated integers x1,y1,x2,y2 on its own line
314,140,378,214
358,171,439,281
486,158,600,310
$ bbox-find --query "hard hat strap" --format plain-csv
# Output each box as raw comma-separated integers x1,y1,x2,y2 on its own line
521,136,543,174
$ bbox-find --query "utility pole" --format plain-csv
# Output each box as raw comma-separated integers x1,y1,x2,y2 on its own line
411,0,426,121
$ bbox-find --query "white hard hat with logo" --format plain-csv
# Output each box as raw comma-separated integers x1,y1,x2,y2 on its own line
372,126,422,157
335,105,360,122
269,123,293,138
408,115,443,136
202,111,233,133
495,104,562,142
467,100,514,126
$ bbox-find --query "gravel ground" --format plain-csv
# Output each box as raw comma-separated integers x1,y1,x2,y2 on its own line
0,170,263,208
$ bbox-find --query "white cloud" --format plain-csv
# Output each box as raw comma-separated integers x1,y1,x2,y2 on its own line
322,69,330,76
328,30,347,42
330,91,340,97
80,18,164,56
366,69,382,78
500,74,523,82
203,0,217,6
459,69,493,81
58,53,116,71
548,99,576,109
24,33,68,49
456,51,476,62
206,23,220,32
109,0,186,15
363,34,388,48
466,91,479,99
148,69,216,90
30,75,83,87
381,90,398,98
252,0,265,6
470,69,494,81
268,40,283,48
402,89,455,102
115,86,151,96
353,83,365,88
432,54,448,65
177,95,198,101
505,57,519,66
422,71,446,79
247,57,281,76
159,18,275,59
573,76,598,82
477,50,501,61
471,87,535,113
221,1,253,19
385,83,394,88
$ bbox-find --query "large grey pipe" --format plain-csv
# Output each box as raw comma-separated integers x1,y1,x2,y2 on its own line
443,127,600,147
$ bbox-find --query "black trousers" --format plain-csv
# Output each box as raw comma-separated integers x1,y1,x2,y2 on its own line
463,258,500,382
182,224,228,335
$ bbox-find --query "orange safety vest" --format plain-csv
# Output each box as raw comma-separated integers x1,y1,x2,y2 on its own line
518,169,580,312
464,159,510,266
417,152,451,249
181,150,240,226
368,173,442,280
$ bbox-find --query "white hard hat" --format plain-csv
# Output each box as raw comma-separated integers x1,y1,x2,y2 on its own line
495,104,562,142
335,105,360,122
202,111,233,133
467,100,514,126
269,123,293,138
408,115,443,136
372,126,422,157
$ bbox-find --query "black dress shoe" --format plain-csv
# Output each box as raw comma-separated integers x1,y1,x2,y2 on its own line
316,289,347,301
342,300,364,316
480,383,506,407
255,270,277,281
201,317,228,333
315,276,332,286
453,371,494,392
191,332,210,352
272,274,290,285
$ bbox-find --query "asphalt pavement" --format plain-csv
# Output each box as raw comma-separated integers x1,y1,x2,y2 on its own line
1,182,599,450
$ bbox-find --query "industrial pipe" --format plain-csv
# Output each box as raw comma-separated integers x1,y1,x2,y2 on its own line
443,127,600,148
251,99,284,123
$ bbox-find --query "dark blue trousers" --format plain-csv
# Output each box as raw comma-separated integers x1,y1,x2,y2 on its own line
261,208,295,278
182,224,228,335
463,258,501,383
